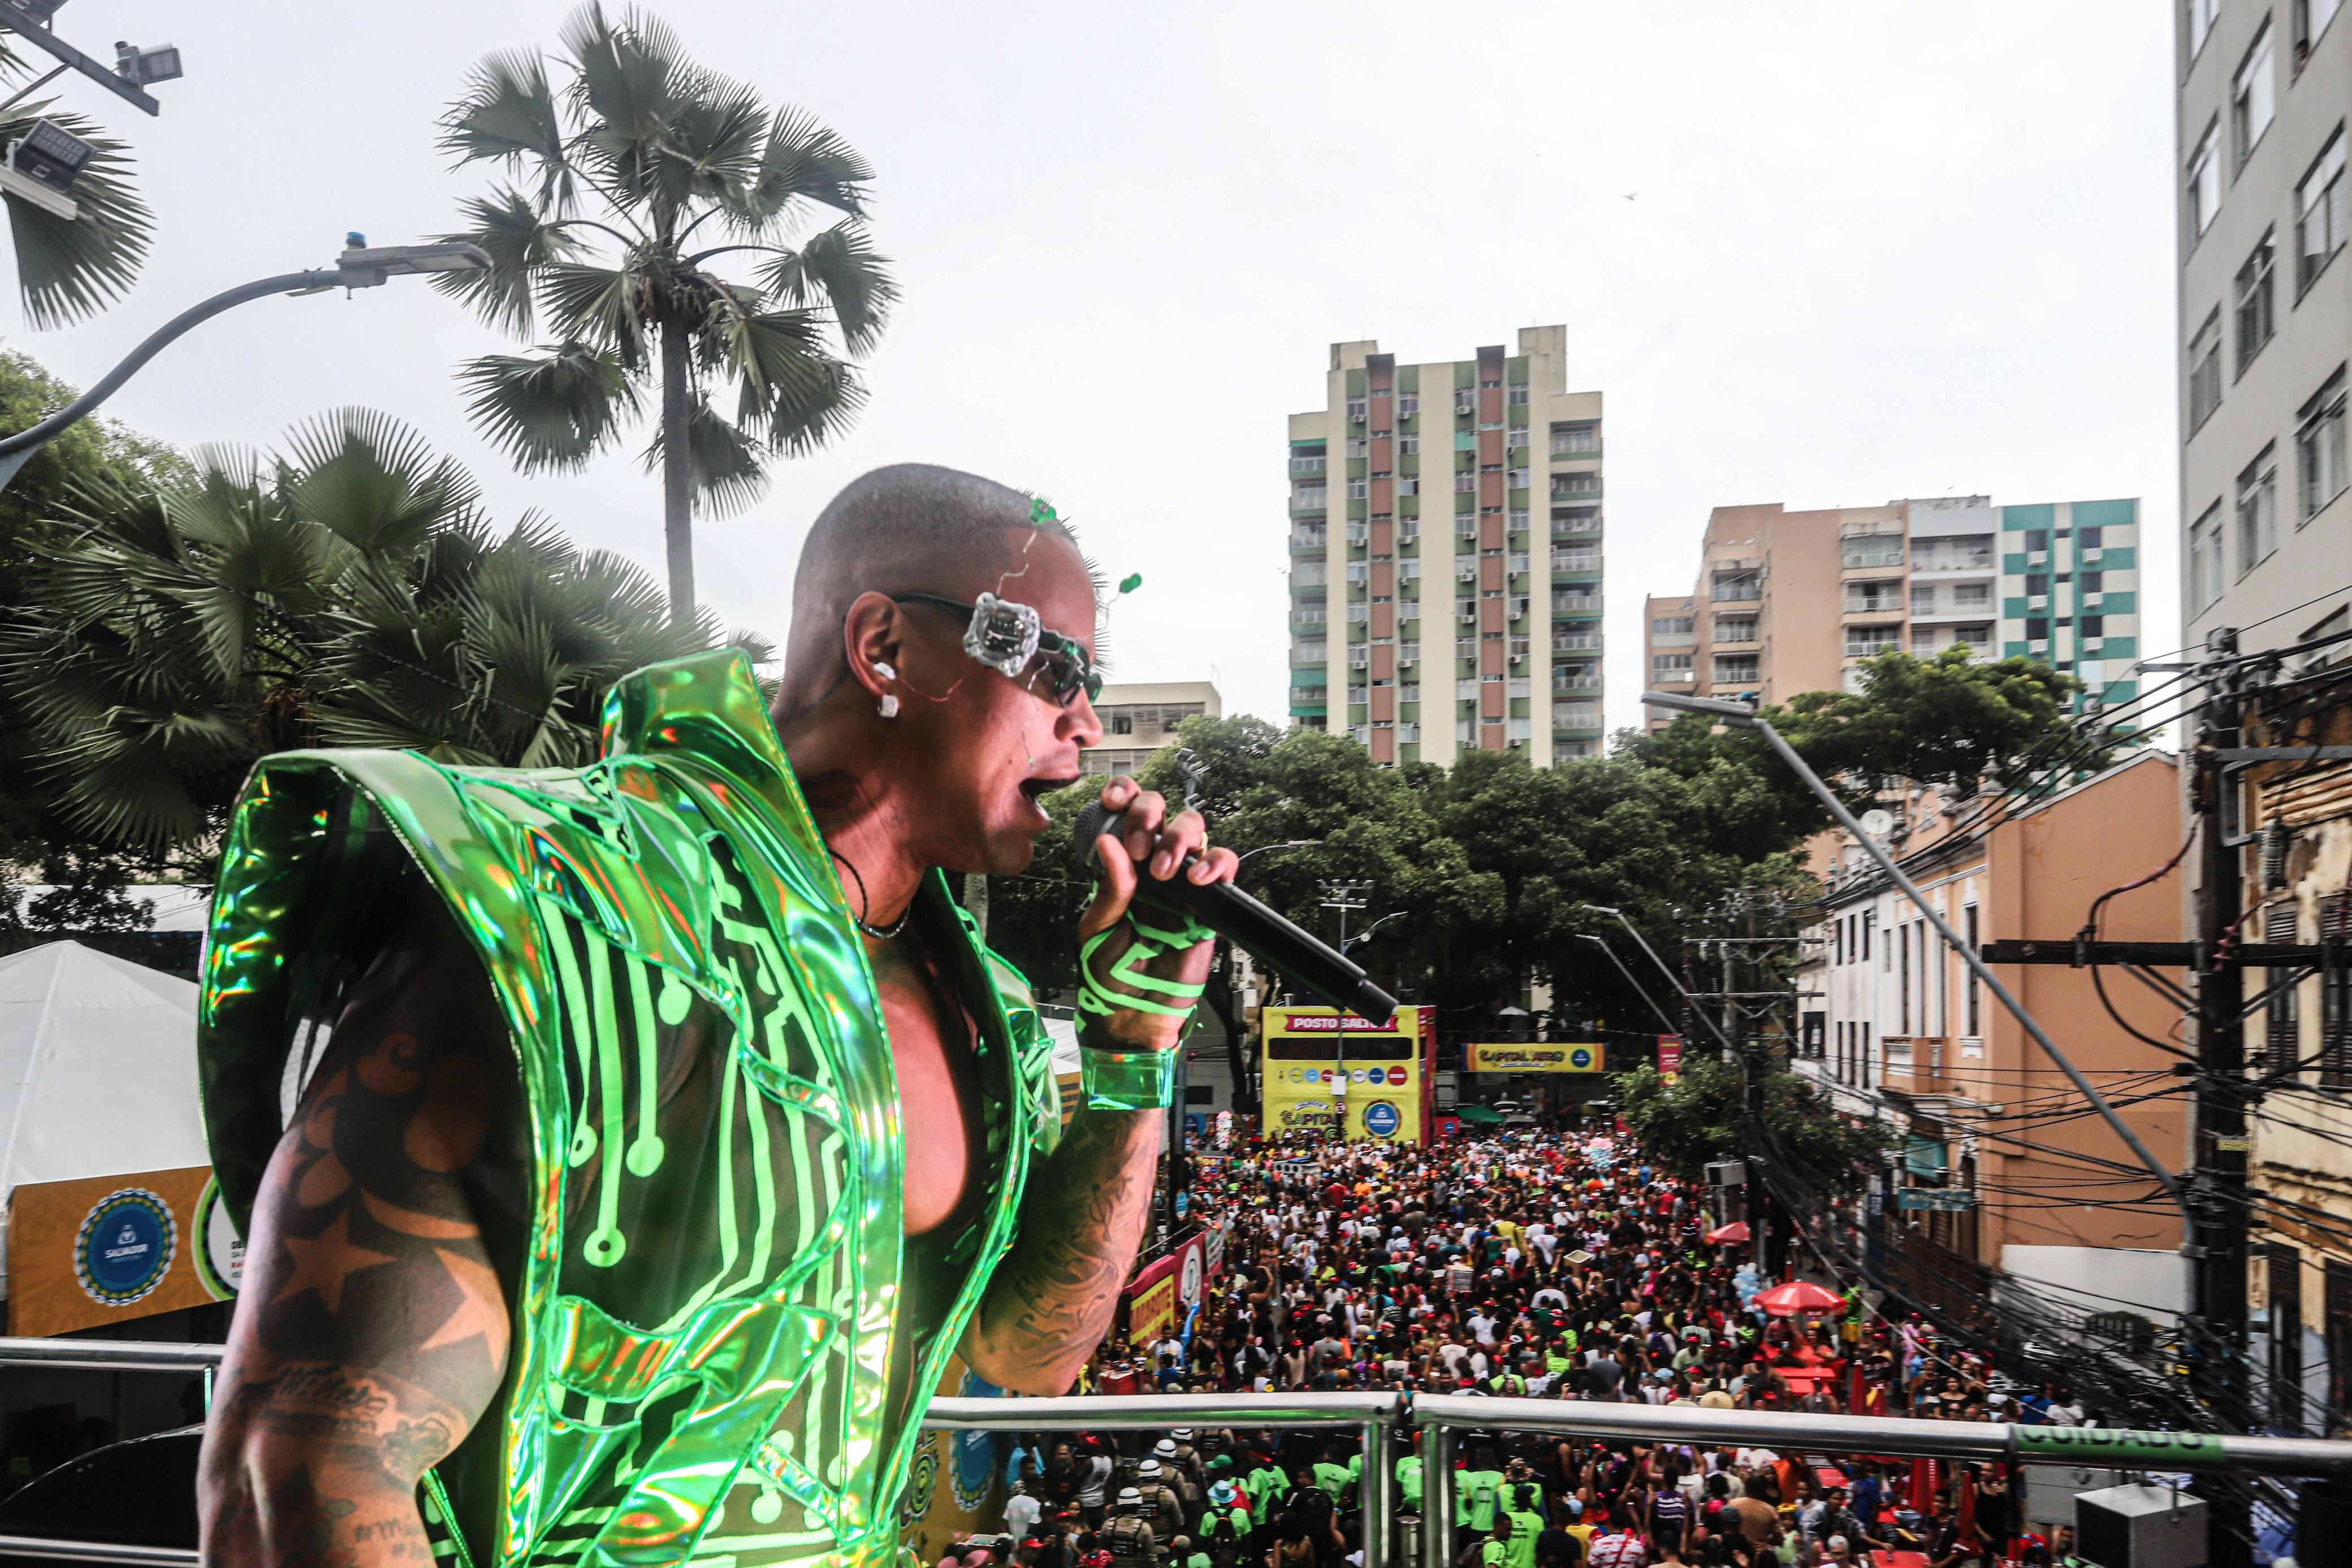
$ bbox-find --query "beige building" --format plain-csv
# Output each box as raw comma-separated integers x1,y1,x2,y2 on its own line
1286,326,1605,766
1809,752,2189,1328
1080,680,1221,777
1644,496,2143,732
2178,0,2352,659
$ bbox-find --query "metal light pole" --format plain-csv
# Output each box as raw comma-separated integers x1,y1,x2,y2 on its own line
1319,879,1371,1139
0,240,491,491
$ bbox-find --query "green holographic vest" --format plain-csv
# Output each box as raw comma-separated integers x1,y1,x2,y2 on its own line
198,650,1060,1568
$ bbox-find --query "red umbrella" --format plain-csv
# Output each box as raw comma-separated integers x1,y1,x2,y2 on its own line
1755,1280,1845,1316
1705,1221,1750,1244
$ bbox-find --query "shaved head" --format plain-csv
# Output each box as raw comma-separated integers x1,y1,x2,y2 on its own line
781,463,1091,708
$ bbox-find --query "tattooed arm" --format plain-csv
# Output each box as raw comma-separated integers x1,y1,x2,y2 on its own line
198,889,520,1566
961,777,1236,1394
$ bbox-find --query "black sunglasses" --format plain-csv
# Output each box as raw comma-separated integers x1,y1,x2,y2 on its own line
893,592,1104,707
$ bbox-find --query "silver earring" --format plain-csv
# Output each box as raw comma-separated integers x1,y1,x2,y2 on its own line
871,661,900,718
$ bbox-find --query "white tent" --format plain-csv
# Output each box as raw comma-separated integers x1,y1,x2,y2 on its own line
0,941,207,1204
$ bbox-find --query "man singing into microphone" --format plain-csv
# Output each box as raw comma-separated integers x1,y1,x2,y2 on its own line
194,464,1237,1566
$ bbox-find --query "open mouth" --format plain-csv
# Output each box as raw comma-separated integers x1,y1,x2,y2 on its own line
1018,775,1076,823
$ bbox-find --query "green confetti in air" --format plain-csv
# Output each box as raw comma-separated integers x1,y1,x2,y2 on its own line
1118,573,1143,595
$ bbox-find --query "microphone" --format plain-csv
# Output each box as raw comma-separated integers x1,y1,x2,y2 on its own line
1072,803,1399,1026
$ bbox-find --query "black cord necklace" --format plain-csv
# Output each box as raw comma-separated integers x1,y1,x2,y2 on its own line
829,847,916,940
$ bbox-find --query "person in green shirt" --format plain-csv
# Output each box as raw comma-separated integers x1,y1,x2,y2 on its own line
1396,1453,1425,1512
1479,1515,1514,1568
1456,1448,1506,1533
1311,1448,1355,1508
1242,1458,1289,1512
1501,1498,1545,1568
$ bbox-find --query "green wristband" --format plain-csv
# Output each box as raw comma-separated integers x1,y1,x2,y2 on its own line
1080,1044,1181,1111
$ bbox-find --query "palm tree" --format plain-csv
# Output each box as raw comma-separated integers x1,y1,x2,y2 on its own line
435,3,897,620
2,408,728,860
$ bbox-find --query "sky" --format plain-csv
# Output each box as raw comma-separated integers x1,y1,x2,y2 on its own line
10,0,2181,734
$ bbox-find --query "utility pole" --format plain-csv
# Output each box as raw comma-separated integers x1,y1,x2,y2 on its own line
1319,879,1372,1139
2192,626,2252,1568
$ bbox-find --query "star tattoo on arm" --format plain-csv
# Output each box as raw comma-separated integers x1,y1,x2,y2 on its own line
200,885,523,1567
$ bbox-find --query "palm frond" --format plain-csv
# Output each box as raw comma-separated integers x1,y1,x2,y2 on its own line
282,408,481,559
0,106,152,329
433,188,581,336
740,106,874,227
439,47,574,205
757,220,897,355
562,3,680,210
640,399,767,519
651,69,767,217
536,258,649,362
457,343,637,472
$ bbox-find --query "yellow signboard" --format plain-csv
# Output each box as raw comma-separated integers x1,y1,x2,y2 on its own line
1260,1006,1432,1142
8,1164,233,1337
1466,1042,1605,1073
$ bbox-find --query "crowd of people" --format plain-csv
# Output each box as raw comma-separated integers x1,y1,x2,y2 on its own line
956,1128,2098,1568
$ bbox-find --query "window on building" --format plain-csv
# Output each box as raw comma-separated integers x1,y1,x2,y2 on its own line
1912,583,1936,614
1712,653,1759,684
2300,370,2350,518
1845,625,1901,658
1295,484,1327,510
1550,422,1599,455
2190,0,2220,57
1507,468,1529,489
1953,582,1990,606
2190,503,2228,613
2240,445,2280,573
2268,904,2303,1076
1963,906,1981,1037
2024,617,2052,644
2322,890,2352,1086
1508,383,1528,406
1455,474,1476,493
2301,0,2345,57
2237,23,2277,162
2188,119,2221,241
1551,471,1600,496
2272,1243,2306,1430
1346,397,1367,422
1652,615,1695,635
1713,616,1758,643
1844,578,1904,614
2189,308,2224,432
2329,1261,2352,1424
1399,393,1419,416
2238,233,2277,376
2299,131,2348,291
1651,652,1694,675
1346,436,1368,458
1400,432,1419,455
1398,477,1419,496
1553,508,1601,536
2080,615,2105,640
2025,573,2051,599
1840,532,1904,569
1712,569,1761,602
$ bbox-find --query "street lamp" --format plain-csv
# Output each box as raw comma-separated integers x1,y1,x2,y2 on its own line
0,239,492,491
1636,687,2187,1219
1342,909,1408,954
1236,839,1321,867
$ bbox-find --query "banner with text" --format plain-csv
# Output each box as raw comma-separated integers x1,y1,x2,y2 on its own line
1465,1042,1605,1073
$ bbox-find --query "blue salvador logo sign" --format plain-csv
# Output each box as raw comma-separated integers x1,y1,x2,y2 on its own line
74,1188,176,1307
1362,1100,1402,1138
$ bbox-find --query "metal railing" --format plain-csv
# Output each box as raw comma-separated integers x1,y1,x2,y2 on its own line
6,1341,2352,1568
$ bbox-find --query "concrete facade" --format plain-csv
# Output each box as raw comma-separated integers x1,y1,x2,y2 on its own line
1080,680,1222,777
1644,497,2142,732
2179,0,2352,658
1286,326,1604,766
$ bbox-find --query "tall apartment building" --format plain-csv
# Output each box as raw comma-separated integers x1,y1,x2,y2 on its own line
2177,0,2352,1441
2178,0,2352,656
1643,496,2142,729
1286,326,1605,766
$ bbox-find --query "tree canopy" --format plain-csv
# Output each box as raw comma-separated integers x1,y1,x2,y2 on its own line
3,408,729,874
1617,1056,1891,1195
